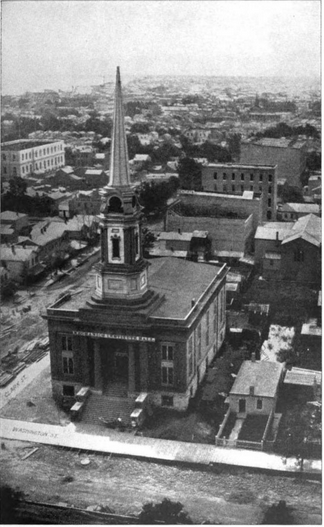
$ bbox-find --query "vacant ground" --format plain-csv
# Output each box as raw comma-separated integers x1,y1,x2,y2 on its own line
0,439,322,525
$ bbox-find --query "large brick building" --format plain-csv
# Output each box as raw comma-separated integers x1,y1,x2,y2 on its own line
1,139,65,180
201,163,277,221
44,69,227,414
240,137,307,188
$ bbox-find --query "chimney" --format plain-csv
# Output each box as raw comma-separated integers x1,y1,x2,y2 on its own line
191,298,196,308
249,385,254,396
276,231,279,242
178,228,181,234
251,352,256,362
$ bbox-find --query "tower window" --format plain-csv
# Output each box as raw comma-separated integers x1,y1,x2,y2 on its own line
135,231,139,255
108,196,123,213
112,237,120,258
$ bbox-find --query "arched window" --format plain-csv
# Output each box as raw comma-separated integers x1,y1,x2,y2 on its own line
112,237,120,258
108,196,123,213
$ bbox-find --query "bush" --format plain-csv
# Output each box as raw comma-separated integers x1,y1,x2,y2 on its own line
138,498,193,524
0,485,24,524
262,500,294,524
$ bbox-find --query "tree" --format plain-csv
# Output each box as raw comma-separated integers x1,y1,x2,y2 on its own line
306,150,321,171
138,178,179,216
277,184,304,203
138,498,193,524
0,485,24,524
178,157,202,190
9,176,27,197
262,500,294,524
142,228,156,257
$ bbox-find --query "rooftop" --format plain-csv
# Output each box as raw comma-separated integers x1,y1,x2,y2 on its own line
281,214,321,247
51,257,225,322
205,162,277,170
1,140,62,151
0,211,28,221
230,360,284,398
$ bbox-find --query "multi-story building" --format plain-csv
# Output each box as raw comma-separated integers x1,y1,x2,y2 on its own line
201,163,277,221
1,139,65,180
240,137,307,187
44,68,228,416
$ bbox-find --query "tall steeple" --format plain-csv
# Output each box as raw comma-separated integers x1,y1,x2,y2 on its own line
94,67,149,302
108,66,131,188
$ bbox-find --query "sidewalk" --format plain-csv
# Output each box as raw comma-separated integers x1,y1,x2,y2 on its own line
0,355,50,410
0,416,321,477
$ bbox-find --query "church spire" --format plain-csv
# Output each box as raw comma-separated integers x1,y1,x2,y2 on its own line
108,67,131,188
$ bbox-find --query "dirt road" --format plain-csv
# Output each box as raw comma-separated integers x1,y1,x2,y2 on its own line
1,440,321,525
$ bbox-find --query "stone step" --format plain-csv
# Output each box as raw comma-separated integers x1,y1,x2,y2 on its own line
82,393,135,426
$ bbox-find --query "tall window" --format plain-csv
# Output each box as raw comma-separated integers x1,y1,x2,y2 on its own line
112,237,120,258
241,173,244,181
205,310,210,346
268,198,271,207
196,323,201,358
62,335,73,375
223,173,227,180
62,335,73,351
188,336,194,377
162,344,174,361
213,172,217,179
294,248,304,262
268,174,273,182
250,173,254,181
161,343,174,386
232,173,235,180
214,298,218,333
135,231,139,256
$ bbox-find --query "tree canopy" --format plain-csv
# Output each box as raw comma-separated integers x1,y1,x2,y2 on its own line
177,157,202,191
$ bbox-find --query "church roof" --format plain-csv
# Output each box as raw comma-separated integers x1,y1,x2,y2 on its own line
108,67,131,188
149,258,224,320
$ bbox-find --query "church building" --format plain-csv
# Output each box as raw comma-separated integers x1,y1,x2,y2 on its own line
44,68,227,413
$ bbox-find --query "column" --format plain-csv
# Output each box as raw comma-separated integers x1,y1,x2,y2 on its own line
140,342,149,391
94,340,103,392
128,344,135,394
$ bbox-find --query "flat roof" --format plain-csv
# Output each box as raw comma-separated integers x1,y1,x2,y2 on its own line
149,258,223,320
1,140,61,151
204,163,276,170
51,257,225,322
284,367,321,386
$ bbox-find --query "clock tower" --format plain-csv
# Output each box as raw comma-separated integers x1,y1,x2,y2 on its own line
94,67,148,300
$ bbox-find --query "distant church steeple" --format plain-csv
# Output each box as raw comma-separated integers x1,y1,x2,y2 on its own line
94,67,148,301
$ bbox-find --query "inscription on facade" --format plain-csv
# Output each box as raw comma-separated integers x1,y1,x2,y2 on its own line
72,330,155,342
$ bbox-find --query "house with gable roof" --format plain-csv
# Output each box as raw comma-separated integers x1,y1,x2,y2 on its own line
255,214,321,284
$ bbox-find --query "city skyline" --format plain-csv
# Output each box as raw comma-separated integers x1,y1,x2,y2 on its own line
2,0,321,95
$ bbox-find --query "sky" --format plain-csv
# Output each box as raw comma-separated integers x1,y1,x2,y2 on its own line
2,0,321,95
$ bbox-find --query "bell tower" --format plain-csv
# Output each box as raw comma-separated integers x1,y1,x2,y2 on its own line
94,67,148,300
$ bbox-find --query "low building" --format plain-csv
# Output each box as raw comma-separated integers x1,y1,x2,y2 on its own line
132,154,151,169
227,359,284,416
255,214,321,284
277,202,320,221
1,139,65,180
69,189,102,216
0,211,29,235
0,245,40,283
166,191,258,260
